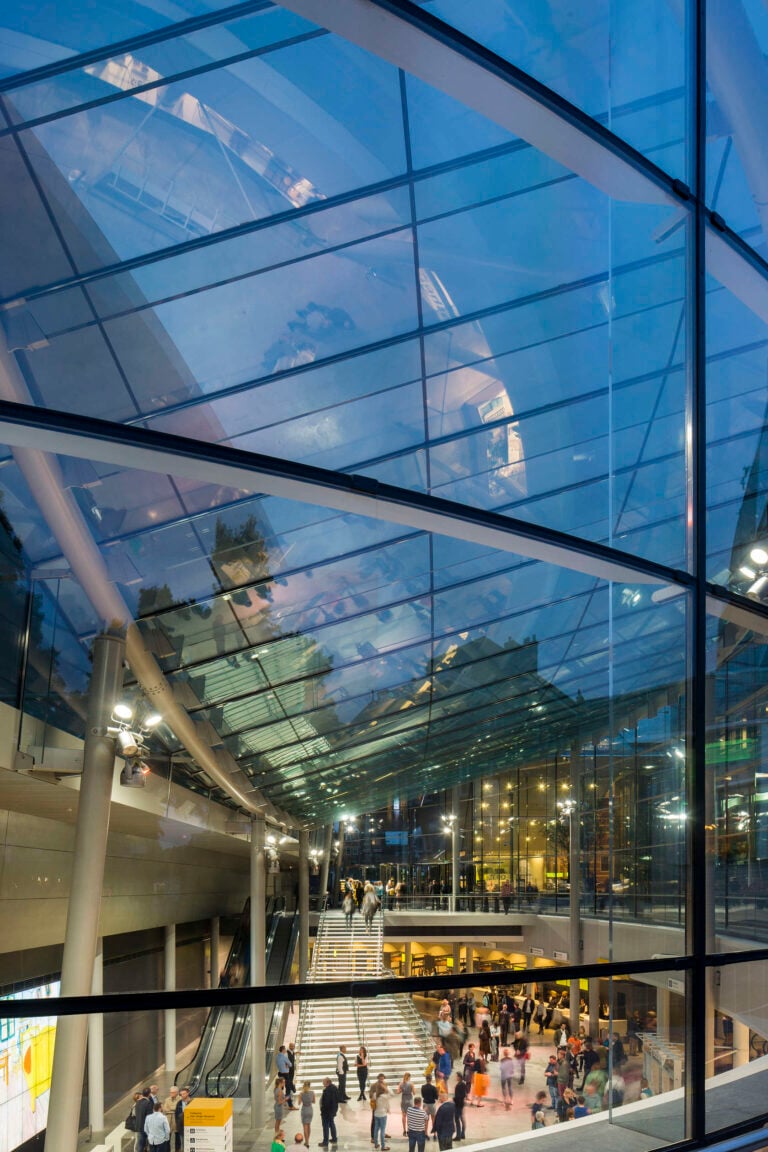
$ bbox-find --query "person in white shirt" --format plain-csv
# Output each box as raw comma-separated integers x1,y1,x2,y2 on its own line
145,1102,171,1151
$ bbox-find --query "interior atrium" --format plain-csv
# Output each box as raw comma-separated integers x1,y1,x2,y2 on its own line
1,0,768,1150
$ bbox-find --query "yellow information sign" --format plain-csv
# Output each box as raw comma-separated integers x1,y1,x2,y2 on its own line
184,1098,233,1127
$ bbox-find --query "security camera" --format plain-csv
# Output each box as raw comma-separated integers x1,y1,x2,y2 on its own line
120,759,149,788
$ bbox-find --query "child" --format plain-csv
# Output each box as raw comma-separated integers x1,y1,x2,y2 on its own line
532,1111,546,1130
530,1090,548,1126
573,1095,589,1119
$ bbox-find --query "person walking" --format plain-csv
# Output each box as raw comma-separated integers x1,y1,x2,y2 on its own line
356,1046,369,1100
274,1077,287,1135
535,998,547,1035
342,890,355,929
299,1081,315,1148
319,1078,339,1147
522,995,535,1032
406,1097,428,1152
499,1048,515,1110
362,883,380,932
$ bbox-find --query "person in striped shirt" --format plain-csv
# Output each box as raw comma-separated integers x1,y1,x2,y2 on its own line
406,1097,428,1152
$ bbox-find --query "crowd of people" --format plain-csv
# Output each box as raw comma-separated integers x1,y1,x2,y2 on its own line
125,1084,192,1152
270,988,655,1152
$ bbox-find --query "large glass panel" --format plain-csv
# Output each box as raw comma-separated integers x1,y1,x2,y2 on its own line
705,247,768,595
707,607,768,944
0,0,240,80
410,0,689,178
706,957,768,1133
706,0,768,255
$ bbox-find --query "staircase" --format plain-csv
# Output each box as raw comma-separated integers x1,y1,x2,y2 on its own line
294,911,432,1089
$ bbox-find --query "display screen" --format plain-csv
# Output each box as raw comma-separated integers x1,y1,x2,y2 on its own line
0,981,59,1152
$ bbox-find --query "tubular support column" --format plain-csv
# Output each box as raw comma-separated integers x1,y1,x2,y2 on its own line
44,631,125,1152
87,938,104,1134
465,946,474,975
298,829,310,983
404,942,412,978
210,916,220,989
451,786,460,914
569,740,583,1030
319,824,333,909
589,980,601,1043
165,924,177,1073
250,817,266,1130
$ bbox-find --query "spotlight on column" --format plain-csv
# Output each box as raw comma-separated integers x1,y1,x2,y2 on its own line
120,758,149,788
116,728,140,757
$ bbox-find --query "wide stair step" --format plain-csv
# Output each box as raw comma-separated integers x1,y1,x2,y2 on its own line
295,911,431,1088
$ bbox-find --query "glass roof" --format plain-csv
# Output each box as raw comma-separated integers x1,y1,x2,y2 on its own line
0,0,766,823
1,433,686,823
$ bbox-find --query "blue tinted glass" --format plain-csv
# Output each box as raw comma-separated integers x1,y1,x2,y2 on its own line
412,0,689,177
17,32,407,272
706,0,768,255
0,0,238,79
3,9,318,122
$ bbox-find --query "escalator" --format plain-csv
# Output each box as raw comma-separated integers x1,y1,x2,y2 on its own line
176,896,291,1095
205,909,299,1096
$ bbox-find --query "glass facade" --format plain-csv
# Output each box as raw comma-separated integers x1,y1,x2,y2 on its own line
0,1,767,1150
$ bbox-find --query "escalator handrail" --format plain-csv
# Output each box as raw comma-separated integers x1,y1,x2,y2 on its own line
174,898,252,1088
206,908,282,1095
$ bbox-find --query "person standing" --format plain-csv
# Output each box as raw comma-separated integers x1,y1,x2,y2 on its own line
336,1046,350,1102
277,1047,294,1107
499,1048,515,1110
453,1074,466,1142
319,1077,339,1147
433,1095,456,1151
535,998,547,1035
299,1080,315,1148
174,1088,191,1152
461,1045,475,1106
356,1046,369,1100
544,1056,559,1111
406,1097,428,1152
135,1089,154,1152
162,1087,178,1142
397,1073,414,1135
420,1075,438,1135
287,1043,298,1106
372,1078,391,1151
522,995,535,1032
144,1102,171,1152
